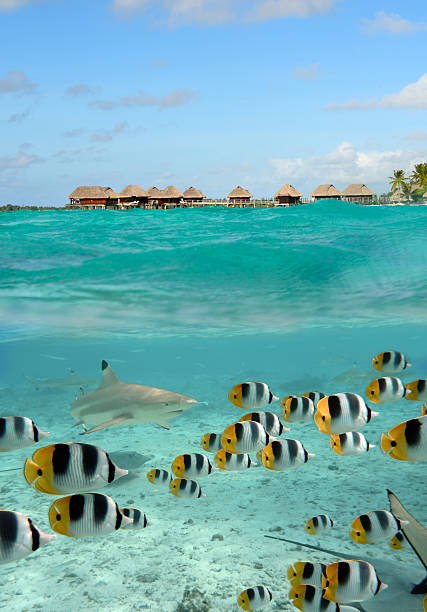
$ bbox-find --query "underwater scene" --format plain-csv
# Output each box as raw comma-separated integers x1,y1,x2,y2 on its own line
0,200,426,612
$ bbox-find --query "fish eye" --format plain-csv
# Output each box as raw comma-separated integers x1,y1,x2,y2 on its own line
233,394,237,399
356,531,360,536
374,360,378,364
321,416,325,421
391,440,397,447
37,469,42,476
370,390,375,395
56,514,61,521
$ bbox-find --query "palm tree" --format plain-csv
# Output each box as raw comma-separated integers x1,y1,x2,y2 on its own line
388,169,408,193
410,162,427,190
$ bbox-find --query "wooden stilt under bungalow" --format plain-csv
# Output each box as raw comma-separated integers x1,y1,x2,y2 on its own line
182,187,205,207
146,186,161,208
227,186,252,206
157,186,183,209
68,186,119,209
118,185,148,209
310,184,342,200
341,184,375,204
274,183,302,206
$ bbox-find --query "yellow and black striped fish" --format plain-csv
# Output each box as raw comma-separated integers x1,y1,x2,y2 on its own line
214,449,255,471
422,402,427,417
171,453,217,478
302,392,326,409
365,377,406,404
351,510,408,544
262,439,314,471
229,382,278,410
389,531,405,550
381,415,427,461
120,508,150,530
146,468,172,486
169,478,204,499
221,421,274,454
305,514,334,535
48,493,132,537
372,351,410,374
281,396,314,423
0,510,56,564
239,411,288,436
200,432,223,453
24,442,128,494
237,585,272,610
0,416,49,452
405,379,427,401
315,393,378,435
330,432,375,456
288,562,326,588
289,584,358,611
322,560,387,603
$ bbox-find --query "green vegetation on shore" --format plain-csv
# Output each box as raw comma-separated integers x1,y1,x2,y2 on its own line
389,162,427,201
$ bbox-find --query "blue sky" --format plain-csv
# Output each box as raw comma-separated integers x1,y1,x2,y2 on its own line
1,0,426,204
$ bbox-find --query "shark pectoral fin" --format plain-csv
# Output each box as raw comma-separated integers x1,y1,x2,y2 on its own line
154,418,171,430
98,360,121,389
79,414,132,435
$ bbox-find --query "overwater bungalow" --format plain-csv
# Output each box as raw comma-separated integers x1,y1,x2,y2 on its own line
227,186,252,206
118,185,148,209
182,187,205,206
157,185,183,208
274,183,302,206
390,189,411,204
146,186,161,208
310,184,342,200
341,184,375,204
68,186,119,209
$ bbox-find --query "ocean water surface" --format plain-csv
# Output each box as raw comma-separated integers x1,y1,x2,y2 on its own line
0,200,426,611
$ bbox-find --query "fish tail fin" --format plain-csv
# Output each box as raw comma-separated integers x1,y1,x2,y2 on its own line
380,433,393,454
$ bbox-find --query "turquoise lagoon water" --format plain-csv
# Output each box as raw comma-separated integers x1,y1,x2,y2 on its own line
0,200,426,611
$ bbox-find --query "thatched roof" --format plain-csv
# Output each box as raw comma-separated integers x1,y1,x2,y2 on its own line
390,189,411,202
119,185,147,198
158,185,183,199
68,186,119,199
274,183,302,198
310,184,341,197
341,184,375,196
183,186,205,199
146,186,160,197
227,186,252,198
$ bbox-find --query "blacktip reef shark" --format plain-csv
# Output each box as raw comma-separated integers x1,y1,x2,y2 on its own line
25,370,98,390
71,360,198,435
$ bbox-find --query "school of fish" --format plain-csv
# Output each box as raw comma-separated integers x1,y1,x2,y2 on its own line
1,350,426,610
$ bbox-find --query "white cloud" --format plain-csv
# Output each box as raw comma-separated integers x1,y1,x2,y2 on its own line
326,73,427,110
362,11,427,34
270,142,426,191
0,0,39,10
293,62,320,80
91,122,128,142
404,130,427,141
93,88,197,110
111,0,336,24
65,83,101,97
0,152,40,171
0,70,36,94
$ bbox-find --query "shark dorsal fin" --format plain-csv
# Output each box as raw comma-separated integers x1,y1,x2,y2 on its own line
99,360,120,388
